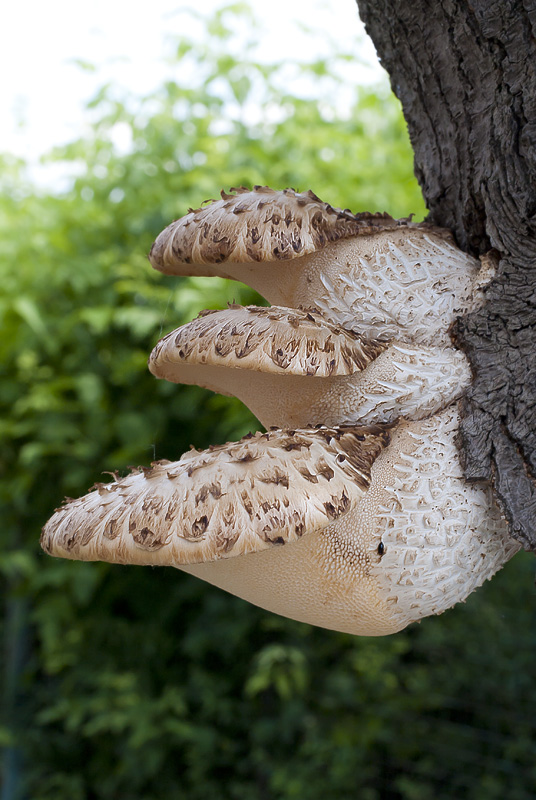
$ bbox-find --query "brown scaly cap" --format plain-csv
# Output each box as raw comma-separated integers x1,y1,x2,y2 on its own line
149,186,403,276
149,305,389,382
41,424,390,568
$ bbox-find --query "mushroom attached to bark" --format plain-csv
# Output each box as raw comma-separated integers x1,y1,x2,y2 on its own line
41,407,518,636
41,185,517,635
149,304,471,428
149,186,494,345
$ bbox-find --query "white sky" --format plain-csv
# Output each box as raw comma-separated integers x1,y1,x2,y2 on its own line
1,0,384,178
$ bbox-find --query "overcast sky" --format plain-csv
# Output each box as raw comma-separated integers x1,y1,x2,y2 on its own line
1,0,383,175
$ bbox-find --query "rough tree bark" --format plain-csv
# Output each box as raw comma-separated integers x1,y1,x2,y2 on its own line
356,0,536,551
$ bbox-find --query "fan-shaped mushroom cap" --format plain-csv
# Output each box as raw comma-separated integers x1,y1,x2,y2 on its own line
40,182,516,636
149,305,471,428
149,186,399,277
149,187,487,345
149,305,387,378
41,406,518,636
41,425,389,567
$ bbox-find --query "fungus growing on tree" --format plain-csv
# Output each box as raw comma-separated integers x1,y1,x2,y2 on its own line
149,186,495,345
42,187,520,635
148,304,471,427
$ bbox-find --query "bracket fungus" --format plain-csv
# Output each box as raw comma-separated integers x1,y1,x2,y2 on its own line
148,304,471,428
42,187,520,636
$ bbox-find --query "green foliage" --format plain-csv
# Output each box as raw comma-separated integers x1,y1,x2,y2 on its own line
1,5,534,799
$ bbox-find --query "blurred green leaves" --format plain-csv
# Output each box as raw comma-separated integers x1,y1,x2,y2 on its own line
1,3,534,800
246,644,309,700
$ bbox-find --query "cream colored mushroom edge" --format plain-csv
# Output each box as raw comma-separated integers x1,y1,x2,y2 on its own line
41,187,520,636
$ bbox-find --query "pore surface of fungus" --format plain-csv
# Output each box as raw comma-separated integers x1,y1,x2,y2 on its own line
42,187,519,636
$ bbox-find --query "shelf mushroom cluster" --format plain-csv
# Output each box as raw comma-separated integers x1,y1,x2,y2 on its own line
42,187,519,636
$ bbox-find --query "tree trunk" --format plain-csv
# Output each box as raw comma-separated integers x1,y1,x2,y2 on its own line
355,0,536,551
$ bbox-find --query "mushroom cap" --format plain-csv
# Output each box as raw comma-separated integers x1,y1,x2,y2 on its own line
148,187,484,345
41,406,517,636
149,304,388,381
149,304,472,429
41,424,389,568
149,186,401,277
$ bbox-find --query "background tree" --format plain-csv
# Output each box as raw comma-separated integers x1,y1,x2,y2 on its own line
356,0,536,550
1,5,535,799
